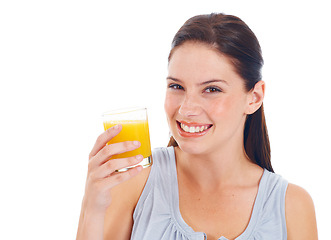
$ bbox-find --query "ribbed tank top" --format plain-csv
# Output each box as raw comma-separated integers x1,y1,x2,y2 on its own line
131,147,288,240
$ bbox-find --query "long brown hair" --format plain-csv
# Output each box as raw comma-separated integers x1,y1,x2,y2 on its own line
167,13,274,172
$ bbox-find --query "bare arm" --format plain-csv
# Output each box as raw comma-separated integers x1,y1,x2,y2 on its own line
76,125,145,240
286,183,318,240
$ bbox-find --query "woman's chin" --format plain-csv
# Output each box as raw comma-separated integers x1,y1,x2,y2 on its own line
175,140,208,156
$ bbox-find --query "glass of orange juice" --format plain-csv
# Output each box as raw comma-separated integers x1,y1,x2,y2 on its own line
102,107,152,172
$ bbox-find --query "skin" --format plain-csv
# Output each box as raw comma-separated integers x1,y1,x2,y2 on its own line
76,124,147,240
76,42,318,240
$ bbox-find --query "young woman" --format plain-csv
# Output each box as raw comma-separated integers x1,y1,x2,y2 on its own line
77,13,318,240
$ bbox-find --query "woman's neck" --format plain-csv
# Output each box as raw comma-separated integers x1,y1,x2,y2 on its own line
174,145,262,191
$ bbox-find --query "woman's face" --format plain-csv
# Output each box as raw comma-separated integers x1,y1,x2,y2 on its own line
165,42,254,156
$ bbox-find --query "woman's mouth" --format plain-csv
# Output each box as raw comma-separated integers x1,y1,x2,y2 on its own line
176,121,213,137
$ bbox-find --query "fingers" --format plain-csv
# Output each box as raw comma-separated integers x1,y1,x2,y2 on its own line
104,165,143,189
88,140,141,171
95,155,144,178
83,126,145,212
89,124,122,159
87,126,144,186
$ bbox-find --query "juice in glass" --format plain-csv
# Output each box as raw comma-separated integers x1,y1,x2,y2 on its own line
102,108,152,171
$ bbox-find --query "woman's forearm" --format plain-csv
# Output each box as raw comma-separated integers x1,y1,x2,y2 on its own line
76,206,105,240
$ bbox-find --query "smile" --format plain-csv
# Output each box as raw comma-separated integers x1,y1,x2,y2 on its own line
176,121,213,137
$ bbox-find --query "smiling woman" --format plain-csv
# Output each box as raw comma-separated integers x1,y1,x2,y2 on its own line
77,13,318,240
165,42,256,159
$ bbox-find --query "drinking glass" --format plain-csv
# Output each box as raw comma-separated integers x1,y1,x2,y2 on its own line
102,107,152,172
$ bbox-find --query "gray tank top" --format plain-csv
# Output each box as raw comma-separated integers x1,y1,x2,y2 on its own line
131,147,288,240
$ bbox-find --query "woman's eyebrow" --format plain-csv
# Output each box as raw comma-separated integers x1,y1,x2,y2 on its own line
166,76,182,82
200,79,229,86
167,76,229,86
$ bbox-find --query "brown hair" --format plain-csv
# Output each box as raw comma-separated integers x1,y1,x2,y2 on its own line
167,13,274,172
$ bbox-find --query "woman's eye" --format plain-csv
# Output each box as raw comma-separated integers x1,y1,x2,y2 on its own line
168,84,184,90
204,86,222,93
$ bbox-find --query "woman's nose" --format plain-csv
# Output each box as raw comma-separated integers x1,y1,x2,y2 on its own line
178,94,202,117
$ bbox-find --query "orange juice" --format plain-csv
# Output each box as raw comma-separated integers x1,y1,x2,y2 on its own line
103,120,152,159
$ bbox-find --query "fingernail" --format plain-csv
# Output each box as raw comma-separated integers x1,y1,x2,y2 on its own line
136,155,143,160
133,141,140,146
114,124,120,130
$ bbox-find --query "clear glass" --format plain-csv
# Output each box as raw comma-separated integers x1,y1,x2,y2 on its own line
102,107,152,172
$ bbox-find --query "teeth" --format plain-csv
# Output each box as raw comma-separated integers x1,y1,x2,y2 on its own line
183,124,189,132
180,123,210,133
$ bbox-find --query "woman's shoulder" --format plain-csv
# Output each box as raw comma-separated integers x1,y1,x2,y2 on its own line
285,183,318,239
285,183,314,208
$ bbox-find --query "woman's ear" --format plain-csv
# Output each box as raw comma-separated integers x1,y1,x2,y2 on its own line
245,80,265,115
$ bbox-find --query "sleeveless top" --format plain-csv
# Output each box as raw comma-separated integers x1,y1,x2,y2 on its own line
131,147,288,240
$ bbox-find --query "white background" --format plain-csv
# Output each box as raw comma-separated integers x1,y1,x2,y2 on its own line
1,0,330,239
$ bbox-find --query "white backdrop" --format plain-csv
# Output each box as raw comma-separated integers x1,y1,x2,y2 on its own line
1,0,330,239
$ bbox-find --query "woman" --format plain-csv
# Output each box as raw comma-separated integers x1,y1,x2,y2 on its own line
77,13,318,240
